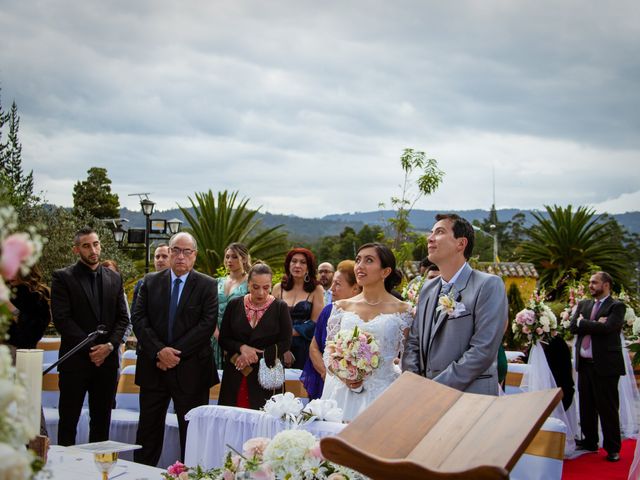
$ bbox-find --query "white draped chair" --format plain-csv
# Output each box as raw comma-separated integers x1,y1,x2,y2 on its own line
121,349,137,369
505,362,529,395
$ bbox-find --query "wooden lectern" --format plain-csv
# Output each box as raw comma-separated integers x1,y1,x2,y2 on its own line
320,372,562,480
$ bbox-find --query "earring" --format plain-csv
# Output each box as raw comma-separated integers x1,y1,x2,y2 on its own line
304,273,310,283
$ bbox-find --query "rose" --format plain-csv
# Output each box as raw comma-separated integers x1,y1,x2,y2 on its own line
167,461,188,476
243,437,270,458
0,233,34,280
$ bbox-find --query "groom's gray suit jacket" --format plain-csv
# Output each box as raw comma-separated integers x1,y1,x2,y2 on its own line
402,263,507,395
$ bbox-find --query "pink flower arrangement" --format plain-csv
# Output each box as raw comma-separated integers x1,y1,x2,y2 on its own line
512,291,558,346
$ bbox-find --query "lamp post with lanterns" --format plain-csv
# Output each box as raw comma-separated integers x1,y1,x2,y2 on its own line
111,195,183,273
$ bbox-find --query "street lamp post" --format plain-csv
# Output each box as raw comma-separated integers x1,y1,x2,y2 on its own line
110,196,182,274
140,199,155,274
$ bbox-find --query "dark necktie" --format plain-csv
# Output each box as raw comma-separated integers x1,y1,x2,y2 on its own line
89,271,98,299
168,278,182,343
582,300,601,350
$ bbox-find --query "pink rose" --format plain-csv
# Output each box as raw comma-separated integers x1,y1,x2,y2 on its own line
167,461,187,476
252,465,275,480
1,233,33,280
178,473,189,480
327,474,348,480
223,471,235,480
522,326,530,334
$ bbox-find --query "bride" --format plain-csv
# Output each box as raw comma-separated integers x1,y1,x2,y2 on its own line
320,243,413,421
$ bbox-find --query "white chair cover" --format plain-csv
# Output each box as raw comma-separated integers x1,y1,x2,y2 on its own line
505,363,529,395
115,365,139,411
619,333,639,438
521,342,576,456
44,407,90,445
511,417,566,480
158,413,182,469
506,350,526,362
285,368,303,380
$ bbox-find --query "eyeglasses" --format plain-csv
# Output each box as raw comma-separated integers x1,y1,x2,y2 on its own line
170,247,195,257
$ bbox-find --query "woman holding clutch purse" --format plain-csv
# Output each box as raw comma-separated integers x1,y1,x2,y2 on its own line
218,262,292,409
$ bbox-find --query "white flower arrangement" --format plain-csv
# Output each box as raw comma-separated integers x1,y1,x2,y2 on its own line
262,392,344,425
0,205,45,479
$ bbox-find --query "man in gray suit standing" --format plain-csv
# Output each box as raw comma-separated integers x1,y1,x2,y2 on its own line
402,213,507,395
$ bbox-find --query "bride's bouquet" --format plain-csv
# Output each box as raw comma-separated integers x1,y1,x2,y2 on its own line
325,326,380,392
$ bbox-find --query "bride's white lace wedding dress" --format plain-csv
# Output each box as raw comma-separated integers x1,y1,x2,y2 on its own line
320,306,412,421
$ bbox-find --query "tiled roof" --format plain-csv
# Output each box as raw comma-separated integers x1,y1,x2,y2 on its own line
480,262,539,278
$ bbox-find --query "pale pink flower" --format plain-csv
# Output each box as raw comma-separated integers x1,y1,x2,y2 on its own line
178,473,189,480
309,442,324,459
536,327,543,335
522,326,531,334
327,474,348,480
1,233,33,280
223,470,235,480
243,437,270,458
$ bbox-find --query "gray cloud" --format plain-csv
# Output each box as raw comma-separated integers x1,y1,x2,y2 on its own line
2,0,639,217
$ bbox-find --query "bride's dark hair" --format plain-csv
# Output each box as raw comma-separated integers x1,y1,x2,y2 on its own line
356,243,402,293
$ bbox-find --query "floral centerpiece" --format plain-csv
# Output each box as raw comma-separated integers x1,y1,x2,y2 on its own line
0,205,45,479
324,326,380,392
162,430,367,479
512,291,558,346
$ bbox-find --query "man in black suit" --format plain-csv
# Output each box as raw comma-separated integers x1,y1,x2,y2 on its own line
132,232,218,466
570,271,626,462
51,227,129,445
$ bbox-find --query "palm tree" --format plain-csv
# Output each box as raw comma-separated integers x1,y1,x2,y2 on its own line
520,205,630,297
178,190,289,276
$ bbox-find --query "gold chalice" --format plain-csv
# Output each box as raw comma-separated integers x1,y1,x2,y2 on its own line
94,451,119,480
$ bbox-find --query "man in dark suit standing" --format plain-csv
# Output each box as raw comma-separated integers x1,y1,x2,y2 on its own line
132,232,218,466
570,271,626,462
51,227,130,445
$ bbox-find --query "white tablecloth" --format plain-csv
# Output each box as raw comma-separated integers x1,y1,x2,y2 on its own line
38,445,164,479
185,405,343,468
185,405,565,480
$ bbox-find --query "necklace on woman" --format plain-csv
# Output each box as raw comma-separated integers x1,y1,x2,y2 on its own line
362,297,383,306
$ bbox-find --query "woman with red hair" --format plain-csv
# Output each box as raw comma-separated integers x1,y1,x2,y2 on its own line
272,248,325,370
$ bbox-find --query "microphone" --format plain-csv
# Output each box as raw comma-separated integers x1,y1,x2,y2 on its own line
43,326,110,375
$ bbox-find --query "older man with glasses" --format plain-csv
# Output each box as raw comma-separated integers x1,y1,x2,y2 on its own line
132,232,219,466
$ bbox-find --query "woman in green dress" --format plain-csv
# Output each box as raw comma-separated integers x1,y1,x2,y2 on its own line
213,243,251,367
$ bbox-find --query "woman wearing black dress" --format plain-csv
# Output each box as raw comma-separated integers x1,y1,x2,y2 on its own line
7,264,51,349
218,263,292,409
271,248,324,370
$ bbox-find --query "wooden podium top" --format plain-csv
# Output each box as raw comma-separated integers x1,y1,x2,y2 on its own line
320,372,562,480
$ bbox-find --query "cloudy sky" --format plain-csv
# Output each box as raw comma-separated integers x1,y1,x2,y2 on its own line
1,1,638,217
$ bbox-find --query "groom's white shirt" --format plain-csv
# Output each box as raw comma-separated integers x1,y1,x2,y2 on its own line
402,262,507,395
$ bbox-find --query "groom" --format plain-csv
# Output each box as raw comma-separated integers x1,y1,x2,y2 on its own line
402,213,508,395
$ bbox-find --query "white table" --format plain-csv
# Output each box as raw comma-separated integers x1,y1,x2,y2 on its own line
185,405,343,469
185,405,565,480
39,445,165,479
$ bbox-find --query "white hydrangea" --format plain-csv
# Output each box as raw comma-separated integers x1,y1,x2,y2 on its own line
263,430,317,475
625,306,636,327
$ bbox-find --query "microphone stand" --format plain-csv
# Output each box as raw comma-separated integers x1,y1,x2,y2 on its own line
43,326,108,375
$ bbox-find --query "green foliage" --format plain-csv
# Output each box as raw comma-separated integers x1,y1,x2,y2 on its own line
179,190,289,276
0,94,38,207
316,224,386,266
521,205,630,298
505,283,526,349
72,167,120,219
382,148,444,250
17,203,135,284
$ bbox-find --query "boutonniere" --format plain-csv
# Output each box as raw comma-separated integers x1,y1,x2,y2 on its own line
436,289,466,318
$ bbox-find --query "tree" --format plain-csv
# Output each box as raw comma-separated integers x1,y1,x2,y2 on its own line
0,95,37,207
382,148,445,250
17,203,135,284
178,190,289,275
316,224,386,266
520,205,630,297
72,167,120,219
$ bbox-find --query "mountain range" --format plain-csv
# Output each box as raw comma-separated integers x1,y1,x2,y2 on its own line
118,207,640,240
